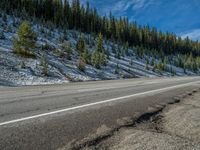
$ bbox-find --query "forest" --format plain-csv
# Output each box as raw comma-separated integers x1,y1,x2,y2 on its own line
1,0,200,56
0,0,200,72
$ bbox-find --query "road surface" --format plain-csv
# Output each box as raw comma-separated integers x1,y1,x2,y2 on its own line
0,77,200,150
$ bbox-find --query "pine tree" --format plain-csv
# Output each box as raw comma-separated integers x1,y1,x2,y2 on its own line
192,61,198,73
100,50,106,66
92,50,100,69
13,21,37,58
116,51,121,59
66,42,72,60
112,43,116,54
77,57,86,72
105,49,110,60
96,33,104,53
136,47,144,59
115,63,119,74
124,42,129,55
151,58,155,66
41,56,48,76
130,59,133,65
121,46,125,57
183,63,187,74
157,60,164,71
62,29,67,40
62,42,72,60
76,34,85,53
92,33,106,68
145,59,149,70
83,47,91,64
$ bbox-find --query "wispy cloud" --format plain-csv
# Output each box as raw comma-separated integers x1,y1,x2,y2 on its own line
131,0,147,9
93,0,154,19
181,29,200,41
80,0,154,17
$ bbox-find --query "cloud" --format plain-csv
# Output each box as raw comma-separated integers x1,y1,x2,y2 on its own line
181,29,200,41
112,0,150,11
131,0,147,9
87,0,149,16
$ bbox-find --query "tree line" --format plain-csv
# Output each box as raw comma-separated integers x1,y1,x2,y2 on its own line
1,0,200,58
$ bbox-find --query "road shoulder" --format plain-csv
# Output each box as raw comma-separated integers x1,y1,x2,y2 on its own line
63,88,200,150
100,89,200,150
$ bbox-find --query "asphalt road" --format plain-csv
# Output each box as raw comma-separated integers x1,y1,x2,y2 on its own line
0,77,200,150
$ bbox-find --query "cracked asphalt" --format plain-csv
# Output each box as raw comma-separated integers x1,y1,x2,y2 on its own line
95,89,200,150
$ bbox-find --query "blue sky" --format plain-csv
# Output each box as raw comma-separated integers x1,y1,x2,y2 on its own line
80,0,200,40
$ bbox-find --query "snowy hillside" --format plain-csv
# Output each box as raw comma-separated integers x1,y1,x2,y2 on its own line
0,15,195,86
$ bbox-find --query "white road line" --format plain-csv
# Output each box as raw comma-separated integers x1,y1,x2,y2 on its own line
0,81,198,126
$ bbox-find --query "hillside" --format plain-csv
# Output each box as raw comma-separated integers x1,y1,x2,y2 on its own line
0,14,196,86
1,0,200,86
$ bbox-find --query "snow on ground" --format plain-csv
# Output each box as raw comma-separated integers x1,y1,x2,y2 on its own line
0,15,198,86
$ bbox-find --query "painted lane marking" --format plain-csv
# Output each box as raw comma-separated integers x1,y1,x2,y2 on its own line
0,81,198,126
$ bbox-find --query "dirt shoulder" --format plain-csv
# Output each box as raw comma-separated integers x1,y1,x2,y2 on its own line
99,89,200,150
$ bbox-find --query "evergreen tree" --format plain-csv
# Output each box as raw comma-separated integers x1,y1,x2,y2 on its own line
151,58,155,66
76,34,85,53
157,60,164,71
112,43,116,54
130,59,133,66
192,61,198,72
92,33,106,67
124,42,129,55
100,50,106,66
183,63,187,74
83,47,91,64
41,55,48,76
62,42,72,60
145,59,149,70
115,63,119,74
96,33,104,53
77,56,86,72
92,50,100,69
67,42,72,60
13,21,37,58
115,51,121,59
105,49,110,60
121,46,125,57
